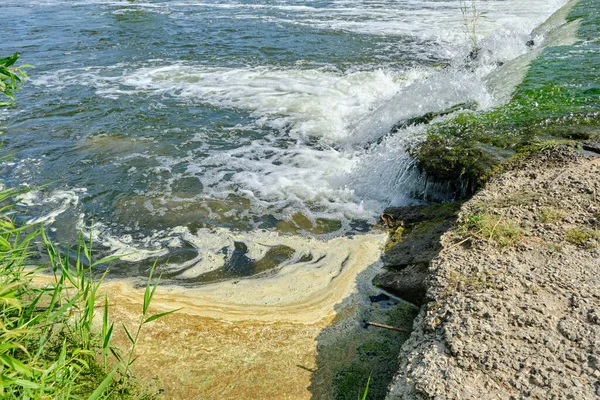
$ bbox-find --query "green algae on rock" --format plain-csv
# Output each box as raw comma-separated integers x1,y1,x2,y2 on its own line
414,0,600,197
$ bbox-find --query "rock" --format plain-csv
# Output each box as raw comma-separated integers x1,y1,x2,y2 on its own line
385,149,600,399
381,202,462,228
381,203,459,269
369,293,391,303
382,225,445,268
582,136,600,155
374,265,429,306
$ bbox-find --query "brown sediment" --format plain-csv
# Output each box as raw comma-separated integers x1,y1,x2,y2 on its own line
86,232,385,399
108,303,322,399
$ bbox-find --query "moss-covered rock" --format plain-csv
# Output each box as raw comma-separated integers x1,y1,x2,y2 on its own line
377,202,462,304
412,0,600,197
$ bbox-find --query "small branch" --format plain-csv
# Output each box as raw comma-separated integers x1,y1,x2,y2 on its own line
444,236,472,252
443,226,485,253
366,322,410,333
488,212,504,244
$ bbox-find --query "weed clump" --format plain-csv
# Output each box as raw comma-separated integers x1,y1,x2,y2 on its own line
538,206,567,223
442,270,497,297
564,227,600,248
460,213,524,246
0,187,174,399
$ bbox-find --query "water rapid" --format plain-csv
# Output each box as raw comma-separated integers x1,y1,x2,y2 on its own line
2,0,569,283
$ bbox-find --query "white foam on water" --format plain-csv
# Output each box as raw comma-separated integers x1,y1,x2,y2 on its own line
14,0,574,285
346,15,566,146
33,66,418,141
284,0,569,39
29,2,571,226
344,125,428,206
30,65,427,221
347,68,492,146
12,0,568,47
37,0,569,38
17,188,86,225
179,141,376,223
123,66,417,141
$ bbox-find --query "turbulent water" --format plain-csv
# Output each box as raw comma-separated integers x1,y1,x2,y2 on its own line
2,0,568,281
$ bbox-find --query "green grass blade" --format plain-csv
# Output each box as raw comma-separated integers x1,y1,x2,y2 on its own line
87,366,117,400
0,354,32,377
122,324,135,345
360,375,371,400
14,379,43,390
144,308,182,324
103,323,114,349
91,254,129,267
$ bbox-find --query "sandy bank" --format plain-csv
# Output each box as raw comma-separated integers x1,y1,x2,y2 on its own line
89,233,385,399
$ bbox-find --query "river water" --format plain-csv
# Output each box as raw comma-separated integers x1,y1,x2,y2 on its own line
2,0,568,282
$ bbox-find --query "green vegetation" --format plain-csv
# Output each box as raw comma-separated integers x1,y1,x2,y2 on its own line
359,375,371,400
1,188,107,398
538,206,566,223
414,0,600,194
546,243,564,254
0,53,31,106
564,226,600,248
460,213,524,246
459,0,486,49
442,269,497,297
328,302,418,400
0,187,175,398
110,262,180,387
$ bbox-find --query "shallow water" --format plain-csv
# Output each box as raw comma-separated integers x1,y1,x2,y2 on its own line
2,0,568,281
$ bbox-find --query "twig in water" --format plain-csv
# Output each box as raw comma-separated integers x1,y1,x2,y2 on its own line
366,322,410,333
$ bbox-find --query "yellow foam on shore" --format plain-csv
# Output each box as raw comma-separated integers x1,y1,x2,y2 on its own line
105,232,385,324
38,232,386,399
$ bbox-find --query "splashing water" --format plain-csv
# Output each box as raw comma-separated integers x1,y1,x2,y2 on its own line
3,0,569,281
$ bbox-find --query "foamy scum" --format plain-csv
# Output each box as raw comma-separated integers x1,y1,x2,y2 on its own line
104,231,387,323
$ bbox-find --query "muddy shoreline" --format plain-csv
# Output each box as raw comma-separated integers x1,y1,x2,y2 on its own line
379,146,600,399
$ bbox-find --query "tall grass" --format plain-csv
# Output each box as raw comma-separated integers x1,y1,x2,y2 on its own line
0,187,176,399
359,375,371,400
459,0,486,49
109,261,180,389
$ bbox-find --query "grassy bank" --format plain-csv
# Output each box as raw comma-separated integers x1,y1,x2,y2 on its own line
414,0,600,196
0,187,174,399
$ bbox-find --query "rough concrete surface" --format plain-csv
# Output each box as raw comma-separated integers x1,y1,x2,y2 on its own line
387,148,600,399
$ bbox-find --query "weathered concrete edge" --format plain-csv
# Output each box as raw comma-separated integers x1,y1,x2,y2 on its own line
382,146,600,399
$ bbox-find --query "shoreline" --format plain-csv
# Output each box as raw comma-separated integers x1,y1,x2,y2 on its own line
4,0,598,398
31,232,389,399
382,146,600,398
